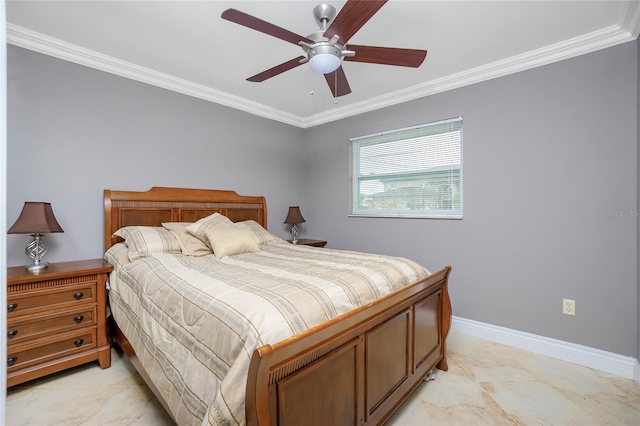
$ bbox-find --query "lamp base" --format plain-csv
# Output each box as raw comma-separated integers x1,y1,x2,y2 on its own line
26,261,48,272
25,233,49,272
290,224,299,244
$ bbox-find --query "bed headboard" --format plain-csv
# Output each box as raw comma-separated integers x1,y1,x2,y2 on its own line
104,186,268,252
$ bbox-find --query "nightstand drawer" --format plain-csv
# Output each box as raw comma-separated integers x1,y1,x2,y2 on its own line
7,330,96,372
7,283,96,317
7,307,96,345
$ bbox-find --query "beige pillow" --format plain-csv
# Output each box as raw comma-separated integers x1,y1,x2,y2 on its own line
186,213,235,249
104,242,131,269
162,222,212,256
112,226,182,261
205,227,259,258
235,220,285,245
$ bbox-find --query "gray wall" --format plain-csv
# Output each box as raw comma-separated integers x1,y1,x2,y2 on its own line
7,46,306,266
637,37,640,365
7,41,639,358
304,41,638,357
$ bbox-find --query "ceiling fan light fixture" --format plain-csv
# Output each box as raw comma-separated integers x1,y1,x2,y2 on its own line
308,44,342,74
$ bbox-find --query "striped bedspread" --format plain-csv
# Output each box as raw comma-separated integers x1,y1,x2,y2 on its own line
106,241,430,425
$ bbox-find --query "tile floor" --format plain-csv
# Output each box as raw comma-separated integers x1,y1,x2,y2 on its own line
6,332,640,425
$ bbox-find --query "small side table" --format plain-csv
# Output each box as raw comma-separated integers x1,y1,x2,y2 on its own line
288,239,327,248
6,259,113,386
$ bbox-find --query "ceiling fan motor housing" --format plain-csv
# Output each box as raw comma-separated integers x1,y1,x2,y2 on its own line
299,32,354,74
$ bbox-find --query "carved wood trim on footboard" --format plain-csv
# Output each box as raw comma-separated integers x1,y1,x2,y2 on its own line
246,266,452,426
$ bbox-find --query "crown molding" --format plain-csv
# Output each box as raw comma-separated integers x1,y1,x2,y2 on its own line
6,24,306,128
302,23,636,127
7,18,638,129
620,0,640,38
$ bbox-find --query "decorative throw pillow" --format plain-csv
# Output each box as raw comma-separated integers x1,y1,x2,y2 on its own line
162,222,212,256
205,227,259,258
186,213,235,249
235,220,285,245
112,226,182,261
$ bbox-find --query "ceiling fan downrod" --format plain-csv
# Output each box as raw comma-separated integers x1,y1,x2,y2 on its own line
313,4,336,30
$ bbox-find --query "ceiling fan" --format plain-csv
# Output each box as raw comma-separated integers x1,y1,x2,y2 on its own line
221,0,427,97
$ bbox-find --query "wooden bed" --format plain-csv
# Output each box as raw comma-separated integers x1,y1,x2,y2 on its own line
103,186,452,426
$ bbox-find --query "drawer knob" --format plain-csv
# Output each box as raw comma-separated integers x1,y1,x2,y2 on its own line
73,292,84,300
73,339,84,347
7,303,17,312
74,315,84,323
7,330,17,338
7,356,17,366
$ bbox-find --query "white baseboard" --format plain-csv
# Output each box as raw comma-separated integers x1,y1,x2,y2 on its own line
451,316,639,384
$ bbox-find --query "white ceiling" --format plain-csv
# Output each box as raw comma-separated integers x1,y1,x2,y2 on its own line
6,1,640,128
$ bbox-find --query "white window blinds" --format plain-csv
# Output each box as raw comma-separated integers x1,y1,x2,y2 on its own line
350,117,463,218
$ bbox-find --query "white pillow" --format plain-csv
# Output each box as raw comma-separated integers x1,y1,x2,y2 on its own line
205,227,259,258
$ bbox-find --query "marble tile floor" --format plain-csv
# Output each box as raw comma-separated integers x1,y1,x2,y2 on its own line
6,332,640,425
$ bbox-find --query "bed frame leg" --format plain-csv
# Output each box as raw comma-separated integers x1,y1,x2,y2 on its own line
423,370,437,382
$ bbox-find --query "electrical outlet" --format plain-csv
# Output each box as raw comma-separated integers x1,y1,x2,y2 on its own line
563,299,575,316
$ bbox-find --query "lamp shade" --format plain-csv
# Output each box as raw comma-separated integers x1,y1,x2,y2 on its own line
284,206,305,225
8,202,64,234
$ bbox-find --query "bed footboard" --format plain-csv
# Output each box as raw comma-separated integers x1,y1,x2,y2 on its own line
246,266,452,426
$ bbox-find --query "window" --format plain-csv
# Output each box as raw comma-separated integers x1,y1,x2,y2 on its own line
350,117,463,219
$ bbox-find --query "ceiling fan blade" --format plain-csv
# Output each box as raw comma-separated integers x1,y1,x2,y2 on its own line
345,45,427,68
222,9,313,46
324,66,351,97
247,57,306,82
324,0,387,45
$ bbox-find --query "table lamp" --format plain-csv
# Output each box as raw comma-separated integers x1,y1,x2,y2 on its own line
284,206,305,244
8,202,64,271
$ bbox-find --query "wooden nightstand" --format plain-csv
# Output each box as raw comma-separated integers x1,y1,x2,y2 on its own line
6,259,113,387
288,239,327,248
